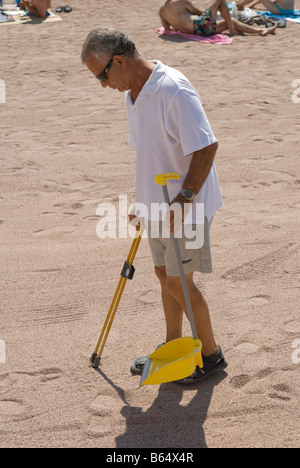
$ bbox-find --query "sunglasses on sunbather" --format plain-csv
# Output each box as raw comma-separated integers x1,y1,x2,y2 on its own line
95,58,114,82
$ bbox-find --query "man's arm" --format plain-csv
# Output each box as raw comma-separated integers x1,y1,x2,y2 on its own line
169,142,218,233
185,0,203,15
159,7,172,30
219,0,236,34
182,142,218,194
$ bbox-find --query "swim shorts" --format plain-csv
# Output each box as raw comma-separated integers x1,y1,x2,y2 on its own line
274,2,295,15
193,9,217,36
147,217,213,277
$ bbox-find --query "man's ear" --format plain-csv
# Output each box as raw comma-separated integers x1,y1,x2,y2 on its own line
113,55,127,69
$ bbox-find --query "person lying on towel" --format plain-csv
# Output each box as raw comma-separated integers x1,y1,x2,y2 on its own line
19,0,51,18
159,0,277,35
237,0,295,16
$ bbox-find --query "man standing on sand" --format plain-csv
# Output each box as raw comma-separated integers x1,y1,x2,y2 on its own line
81,28,228,383
159,0,277,36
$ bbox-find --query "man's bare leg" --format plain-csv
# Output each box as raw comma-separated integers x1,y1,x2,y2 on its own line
237,0,283,13
247,0,261,7
236,0,254,9
216,17,277,34
155,266,184,343
218,0,236,34
249,0,285,13
155,267,218,355
164,271,219,356
206,0,236,34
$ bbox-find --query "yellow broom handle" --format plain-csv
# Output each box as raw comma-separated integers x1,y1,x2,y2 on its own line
154,172,180,186
94,227,144,358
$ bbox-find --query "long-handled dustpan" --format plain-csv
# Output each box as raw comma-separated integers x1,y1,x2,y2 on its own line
140,173,203,386
90,226,143,369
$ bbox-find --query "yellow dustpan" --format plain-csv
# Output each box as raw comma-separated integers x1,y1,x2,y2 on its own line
140,173,203,387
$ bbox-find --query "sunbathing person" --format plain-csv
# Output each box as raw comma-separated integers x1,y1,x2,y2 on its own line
159,0,277,36
19,0,51,18
237,0,295,15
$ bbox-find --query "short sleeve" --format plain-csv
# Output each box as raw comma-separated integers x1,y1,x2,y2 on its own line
164,88,217,156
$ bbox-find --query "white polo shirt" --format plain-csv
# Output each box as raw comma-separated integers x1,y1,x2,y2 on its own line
125,60,223,223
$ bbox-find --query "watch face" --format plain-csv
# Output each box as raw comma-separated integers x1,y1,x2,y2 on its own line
184,190,194,199
180,188,195,200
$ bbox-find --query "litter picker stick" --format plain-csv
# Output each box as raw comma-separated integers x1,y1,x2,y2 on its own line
139,173,202,387
90,226,143,369
155,173,198,340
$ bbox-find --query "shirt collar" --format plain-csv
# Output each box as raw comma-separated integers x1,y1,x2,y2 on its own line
126,60,166,107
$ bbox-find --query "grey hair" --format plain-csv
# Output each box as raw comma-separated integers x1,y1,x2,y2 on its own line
81,28,138,63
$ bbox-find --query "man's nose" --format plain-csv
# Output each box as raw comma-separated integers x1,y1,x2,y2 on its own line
100,80,109,88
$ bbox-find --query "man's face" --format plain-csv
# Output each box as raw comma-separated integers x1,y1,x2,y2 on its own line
85,53,129,92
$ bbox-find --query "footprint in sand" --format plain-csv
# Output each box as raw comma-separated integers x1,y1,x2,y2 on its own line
9,160,42,175
235,342,260,354
2,368,63,388
139,289,161,305
34,367,63,383
229,374,252,389
0,399,24,416
41,202,85,218
247,295,270,306
0,369,63,423
222,242,295,281
86,394,124,438
258,169,297,185
33,226,74,237
268,383,292,401
283,320,300,334
229,363,293,403
21,301,87,326
255,367,274,380
89,395,119,417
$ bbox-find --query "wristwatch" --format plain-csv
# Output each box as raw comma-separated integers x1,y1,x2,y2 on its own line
179,188,196,202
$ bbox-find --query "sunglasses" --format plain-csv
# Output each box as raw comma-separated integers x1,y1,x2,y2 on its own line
95,58,114,82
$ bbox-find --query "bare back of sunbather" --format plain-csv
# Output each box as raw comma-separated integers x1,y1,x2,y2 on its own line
159,0,204,33
19,0,50,18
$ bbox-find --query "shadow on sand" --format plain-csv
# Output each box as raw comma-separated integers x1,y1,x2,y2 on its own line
97,368,227,448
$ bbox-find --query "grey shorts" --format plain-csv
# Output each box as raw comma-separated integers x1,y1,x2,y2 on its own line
147,217,213,277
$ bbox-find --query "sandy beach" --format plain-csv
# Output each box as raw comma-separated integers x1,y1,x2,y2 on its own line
0,0,299,448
